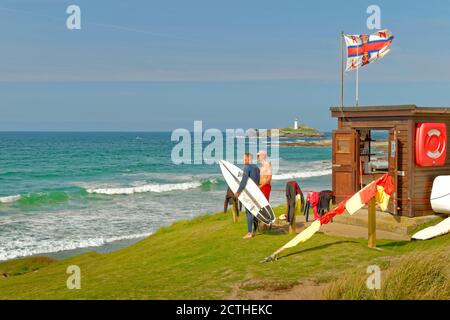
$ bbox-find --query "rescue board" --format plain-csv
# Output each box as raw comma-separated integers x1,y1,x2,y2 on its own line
430,175,450,214
412,217,450,240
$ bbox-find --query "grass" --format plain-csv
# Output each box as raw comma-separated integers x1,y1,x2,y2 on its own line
0,257,56,277
324,249,450,300
0,205,449,299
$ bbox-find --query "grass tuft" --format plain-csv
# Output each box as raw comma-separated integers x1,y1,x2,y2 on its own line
324,249,450,300
0,256,56,277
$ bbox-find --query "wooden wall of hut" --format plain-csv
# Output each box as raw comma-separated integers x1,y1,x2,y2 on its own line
412,115,450,216
337,116,412,216
331,105,450,218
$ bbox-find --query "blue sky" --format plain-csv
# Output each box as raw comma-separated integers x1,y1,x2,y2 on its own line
0,0,449,131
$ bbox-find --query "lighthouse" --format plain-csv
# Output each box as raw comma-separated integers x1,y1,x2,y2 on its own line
294,118,298,130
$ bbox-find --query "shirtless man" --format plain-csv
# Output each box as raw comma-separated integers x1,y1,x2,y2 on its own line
257,151,272,201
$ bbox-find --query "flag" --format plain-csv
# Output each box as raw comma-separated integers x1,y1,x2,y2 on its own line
344,29,394,71
262,174,396,262
345,180,377,215
375,173,395,211
345,173,395,215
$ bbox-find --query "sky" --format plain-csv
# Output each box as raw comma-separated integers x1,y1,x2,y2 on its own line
0,0,449,131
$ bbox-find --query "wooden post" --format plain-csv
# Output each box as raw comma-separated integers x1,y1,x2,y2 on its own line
368,198,376,248
231,206,238,223
289,213,296,234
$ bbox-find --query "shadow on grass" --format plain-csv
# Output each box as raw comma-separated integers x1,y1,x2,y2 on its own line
262,221,309,236
377,240,412,249
261,228,289,236
276,240,359,261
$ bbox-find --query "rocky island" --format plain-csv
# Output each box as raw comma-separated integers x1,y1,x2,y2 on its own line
269,126,325,138
280,139,332,147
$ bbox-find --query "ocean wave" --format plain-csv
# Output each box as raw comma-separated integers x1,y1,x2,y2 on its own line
0,171,23,177
0,232,151,261
272,159,332,180
0,195,21,203
272,169,331,180
0,189,84,207
24,191,72,204
202,178,221,185
86,181,204,195
0,179,223,206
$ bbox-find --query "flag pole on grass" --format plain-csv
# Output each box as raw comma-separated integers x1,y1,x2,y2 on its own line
340,31,344,108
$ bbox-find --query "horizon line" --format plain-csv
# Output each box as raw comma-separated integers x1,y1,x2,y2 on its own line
0,130,334,133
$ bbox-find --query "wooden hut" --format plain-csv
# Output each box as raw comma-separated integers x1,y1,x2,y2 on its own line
330,105,450,217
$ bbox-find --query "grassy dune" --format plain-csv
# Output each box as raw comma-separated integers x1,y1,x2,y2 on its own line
0,205,449,300
325,250,450,299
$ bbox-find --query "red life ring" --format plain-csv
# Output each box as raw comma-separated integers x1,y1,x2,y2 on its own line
415,123,447,167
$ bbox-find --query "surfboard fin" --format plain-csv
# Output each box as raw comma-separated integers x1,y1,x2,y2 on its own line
258,205,275,225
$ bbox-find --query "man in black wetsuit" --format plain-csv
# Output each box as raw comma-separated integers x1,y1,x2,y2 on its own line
234,153,260,239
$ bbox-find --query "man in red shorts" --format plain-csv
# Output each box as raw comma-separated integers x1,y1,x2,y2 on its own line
257,151,272,201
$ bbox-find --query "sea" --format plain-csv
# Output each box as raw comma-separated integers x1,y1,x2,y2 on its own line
0,132,332,261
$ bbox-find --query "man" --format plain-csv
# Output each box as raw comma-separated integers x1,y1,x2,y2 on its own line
234,153,260,239
257,150,272,231
257,151,272,201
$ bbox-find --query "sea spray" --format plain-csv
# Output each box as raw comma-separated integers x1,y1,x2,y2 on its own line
272,169,332,180
86,181,203,195
0,195,21,204
0,232,152,262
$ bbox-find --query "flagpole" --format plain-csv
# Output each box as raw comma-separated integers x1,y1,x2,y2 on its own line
340,31,344,108
356,39,359,107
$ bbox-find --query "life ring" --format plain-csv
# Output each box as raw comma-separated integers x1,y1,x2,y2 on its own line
416,123,447,167
426,129,445,159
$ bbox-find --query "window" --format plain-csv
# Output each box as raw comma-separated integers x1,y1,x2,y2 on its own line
336,138,350,154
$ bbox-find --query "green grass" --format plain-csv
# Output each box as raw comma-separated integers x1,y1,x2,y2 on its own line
0,257,56,277
0,206,449,299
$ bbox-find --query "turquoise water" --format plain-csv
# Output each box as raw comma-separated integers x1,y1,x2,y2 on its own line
0,132,331,261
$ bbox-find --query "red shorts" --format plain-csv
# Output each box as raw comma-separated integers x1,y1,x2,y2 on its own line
260,184,271,201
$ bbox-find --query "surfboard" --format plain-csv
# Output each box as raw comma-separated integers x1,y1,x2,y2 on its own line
411,217,450,240
219,160,275,225
430,175,450,214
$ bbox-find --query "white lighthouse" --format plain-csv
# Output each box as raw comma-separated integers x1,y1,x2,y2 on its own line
294,118,298,130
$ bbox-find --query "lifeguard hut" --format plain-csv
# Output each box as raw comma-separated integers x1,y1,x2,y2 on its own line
330,105,450,218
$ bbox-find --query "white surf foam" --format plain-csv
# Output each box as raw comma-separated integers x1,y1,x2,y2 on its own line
272,160,332,180
0,232,152,261
0,194,21,203
272,169,332,180
86,181,202,195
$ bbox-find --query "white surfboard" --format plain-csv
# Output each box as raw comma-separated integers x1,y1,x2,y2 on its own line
430,176,450,214
219,160,275,225
412,217,450,240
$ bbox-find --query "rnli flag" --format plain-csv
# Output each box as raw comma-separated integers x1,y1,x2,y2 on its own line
344,29,394,71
